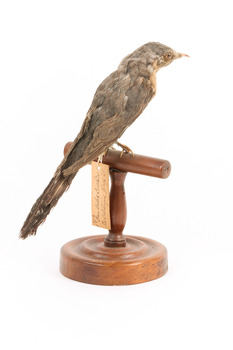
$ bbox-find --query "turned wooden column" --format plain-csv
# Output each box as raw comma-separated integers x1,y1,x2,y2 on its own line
102,149,171,248
104,170,127,247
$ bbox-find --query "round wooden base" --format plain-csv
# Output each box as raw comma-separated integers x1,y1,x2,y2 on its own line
60,235,168,285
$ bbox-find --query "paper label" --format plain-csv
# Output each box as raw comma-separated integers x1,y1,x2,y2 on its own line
91,161,111,230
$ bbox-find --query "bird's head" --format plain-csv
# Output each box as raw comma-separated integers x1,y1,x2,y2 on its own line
118,42,189,78
146,42,189,70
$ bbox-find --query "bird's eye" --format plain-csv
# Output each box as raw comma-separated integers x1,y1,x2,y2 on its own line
164,52,173,61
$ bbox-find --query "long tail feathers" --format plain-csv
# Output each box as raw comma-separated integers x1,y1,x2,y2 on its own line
19,171,75,239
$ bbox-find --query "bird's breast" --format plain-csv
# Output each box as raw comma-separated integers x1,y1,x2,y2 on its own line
149,70,157,95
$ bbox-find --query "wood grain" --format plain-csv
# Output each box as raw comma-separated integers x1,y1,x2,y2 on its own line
60,235,168,285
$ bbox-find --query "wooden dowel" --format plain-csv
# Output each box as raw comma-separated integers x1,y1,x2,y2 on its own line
64,142,171,179
101,150,171,179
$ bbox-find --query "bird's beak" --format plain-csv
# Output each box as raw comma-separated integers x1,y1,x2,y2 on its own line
175,52,190,59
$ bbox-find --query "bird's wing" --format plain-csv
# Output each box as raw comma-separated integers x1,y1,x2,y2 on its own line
62,113,122,177
61,73,154,177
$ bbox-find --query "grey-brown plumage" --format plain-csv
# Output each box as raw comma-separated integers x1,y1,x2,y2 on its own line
20,42,188,239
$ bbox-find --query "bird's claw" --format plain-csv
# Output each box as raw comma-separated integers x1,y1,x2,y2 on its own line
116,141,134,158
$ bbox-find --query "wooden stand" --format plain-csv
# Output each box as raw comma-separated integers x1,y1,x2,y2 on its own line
60,146,171,285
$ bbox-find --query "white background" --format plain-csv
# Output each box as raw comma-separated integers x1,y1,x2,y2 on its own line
0,0,233,349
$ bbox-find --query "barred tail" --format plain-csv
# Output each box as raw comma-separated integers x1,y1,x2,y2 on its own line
19,171,75,239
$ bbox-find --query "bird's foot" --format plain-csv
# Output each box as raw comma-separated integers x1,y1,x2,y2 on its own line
116,141,134,158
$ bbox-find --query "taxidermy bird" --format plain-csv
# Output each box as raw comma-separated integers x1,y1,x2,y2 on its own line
20,42,188,239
